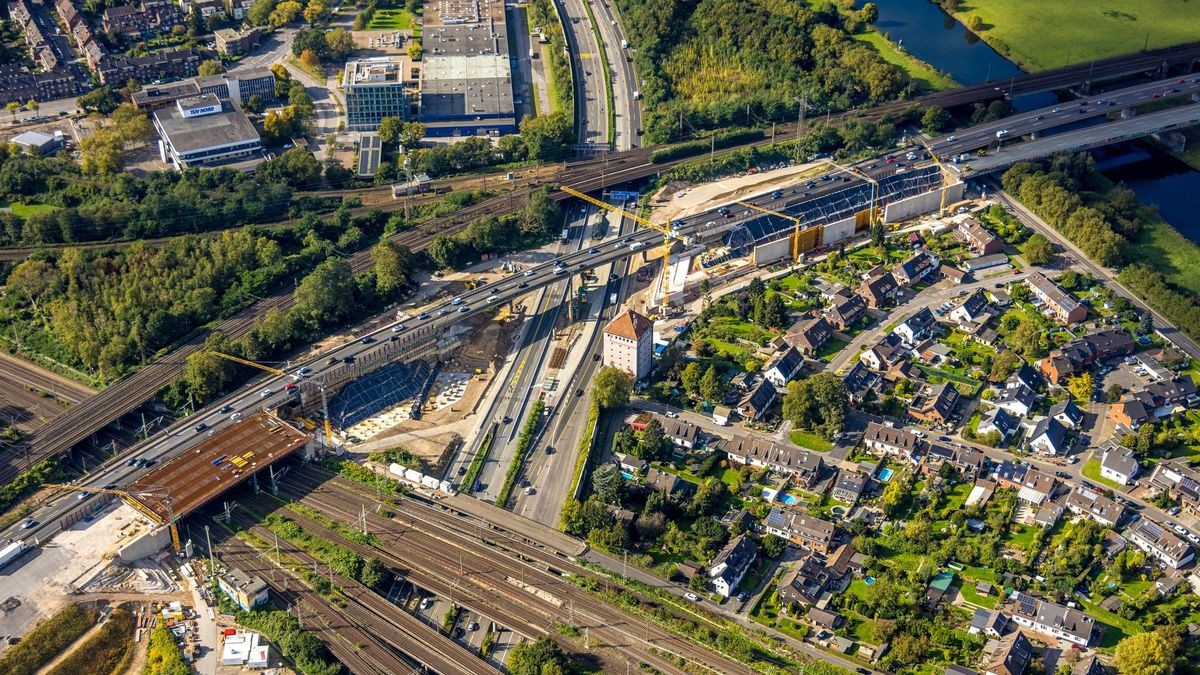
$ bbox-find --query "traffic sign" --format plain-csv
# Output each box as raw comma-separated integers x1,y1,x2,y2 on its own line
609,190,640,202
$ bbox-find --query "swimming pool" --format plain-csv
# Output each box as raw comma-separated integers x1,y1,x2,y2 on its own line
780,494,799,505
621,471,633,480
865,576,877,585
878,467,895,482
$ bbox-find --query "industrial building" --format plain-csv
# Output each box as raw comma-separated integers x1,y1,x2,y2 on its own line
152,93,263,169
218,568,269,611
343,57,411,131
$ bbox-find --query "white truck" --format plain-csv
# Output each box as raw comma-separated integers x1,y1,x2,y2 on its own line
609,292,618,305
0,540,27,569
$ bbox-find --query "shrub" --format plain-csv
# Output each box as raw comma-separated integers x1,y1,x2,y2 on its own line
0,604,95,675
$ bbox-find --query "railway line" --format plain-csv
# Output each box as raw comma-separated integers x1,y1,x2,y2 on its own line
272,464,766,674
223,507,501,675
10,39,1200,487
212,532,421,675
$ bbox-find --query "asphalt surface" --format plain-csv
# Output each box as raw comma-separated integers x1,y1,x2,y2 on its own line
558,0,610,144
930,72,1200,158
588,0,641,150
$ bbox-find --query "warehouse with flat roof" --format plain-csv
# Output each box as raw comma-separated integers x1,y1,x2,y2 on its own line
152,93,263,169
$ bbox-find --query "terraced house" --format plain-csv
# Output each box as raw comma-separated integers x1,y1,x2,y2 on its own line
1007,592,1095,647
1039,329,1135,384
717,435,824,488
765,507,835,553
1126,519,1195,570
1025,272,1086,325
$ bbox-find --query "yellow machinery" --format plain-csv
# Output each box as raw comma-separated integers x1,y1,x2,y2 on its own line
210,352,335,450
734,201,829,263
46,483,180,552
560,186,680,312
918,139,957,216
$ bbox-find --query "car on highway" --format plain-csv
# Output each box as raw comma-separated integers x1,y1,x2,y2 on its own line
392,324,406,332
995,129,1009,138
360,336,375,344
451,298,463,305
343,355,356,364
219,405,233,414
389,335,400,342
437,309,450,316
297,366,312,377
1051,107,1061,113
544,446,555,454
684,593,700,602
259,389,273,398
458,306,469,313
194,423,207,432
588,247,598,254
417,313,430,320
22,520,36,529
523,269,535,277
523,486,536,495
518,282,529,289
229,412,242,421
946,135,957,142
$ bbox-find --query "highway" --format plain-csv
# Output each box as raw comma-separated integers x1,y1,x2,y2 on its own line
588,0,641,150
931,73,1200,158
558,0,610,144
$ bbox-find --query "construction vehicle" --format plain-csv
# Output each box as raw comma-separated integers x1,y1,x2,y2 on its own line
561,186,681,312
45,483,181,553
210,352,336,450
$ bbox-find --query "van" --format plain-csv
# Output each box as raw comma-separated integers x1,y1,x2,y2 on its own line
633,91,641,100
486,295,499,303
629,241,644,251
621,39,628,48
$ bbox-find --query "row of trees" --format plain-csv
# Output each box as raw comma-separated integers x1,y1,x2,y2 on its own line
424,188,562,268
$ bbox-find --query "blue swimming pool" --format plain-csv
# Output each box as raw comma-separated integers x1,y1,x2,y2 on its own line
865,576,877,585
780,494,798,505
621,471,634,480
878,467,895,482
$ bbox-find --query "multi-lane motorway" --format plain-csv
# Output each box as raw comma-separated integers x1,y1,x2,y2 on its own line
559,0,611,145
588,0,641,149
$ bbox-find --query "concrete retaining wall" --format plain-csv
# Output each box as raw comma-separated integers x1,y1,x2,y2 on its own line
118,525,171,562
752,238,791,266
883,183,965,223
823,216,857,246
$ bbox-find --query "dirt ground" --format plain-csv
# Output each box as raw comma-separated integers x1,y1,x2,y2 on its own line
651,160,831,225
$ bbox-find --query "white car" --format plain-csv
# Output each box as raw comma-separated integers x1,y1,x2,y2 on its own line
451,298,463,305
259,389,273,398
392,324,406,332
230,412,242,421
524,270,535,277
684,592,700,602
664,411,679,419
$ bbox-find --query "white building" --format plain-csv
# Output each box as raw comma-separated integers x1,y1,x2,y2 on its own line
708,534,757,598
1101,445,1140,485
1127,520,1195,570
1008,592,1095,647
152,93,262,169
603,309,654,381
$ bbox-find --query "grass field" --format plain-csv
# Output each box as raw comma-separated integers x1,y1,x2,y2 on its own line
0,200,59,218
1082,456,1125,490
367,8,414,30
854,30,957,92
1127,210,1200,297
789,430,833,452
947,0,1200,71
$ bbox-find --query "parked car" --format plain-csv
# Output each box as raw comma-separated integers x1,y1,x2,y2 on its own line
684,593,700,602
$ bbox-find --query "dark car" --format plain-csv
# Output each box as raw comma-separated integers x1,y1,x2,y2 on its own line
194,423,207,432
938,436,951,442
457,466,466,476
360,336,374,344
343,355,356,364
1055,471,1071,479
327,357,340,365
218,405,233,414
592,353,601,361
545,446,555,454
575,389,584,397
518,282,529,289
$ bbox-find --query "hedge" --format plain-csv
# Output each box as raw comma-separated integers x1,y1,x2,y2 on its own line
496,399,545,506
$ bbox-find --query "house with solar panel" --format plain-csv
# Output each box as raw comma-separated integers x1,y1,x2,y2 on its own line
1007,591,1095,647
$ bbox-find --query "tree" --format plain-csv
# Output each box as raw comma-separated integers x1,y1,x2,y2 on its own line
197,59,225,76
78,86,122,114
1068,372,1093,403
407,39,422,61
921,106,951,133
1138,311,1153,335
298,49,321,73
699,365,724,403
636,418,671,460
324,27,354,60
508,637,567,675
24,99,38,115
5,101,20,121
293,258,356,324
246,0,276,25
378,116,402,146
303,0,327,24
591,365,632,409
1114,627,1180,675
1007,319,1043,358
591,464,624,504
989,350,1022,381
967,14,983,31
373,240,416,298
359,557,389,588
1107,383,1124,404
519,112,574,160
782,372,849,439
270,0,303,26
681,362,703,398
761,534,787,558
870,221,886,250
1022,233,1056,265
243,95,265,114
400,121,426,150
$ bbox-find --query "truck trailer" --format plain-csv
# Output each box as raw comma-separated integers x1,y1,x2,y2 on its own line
0,540,27,569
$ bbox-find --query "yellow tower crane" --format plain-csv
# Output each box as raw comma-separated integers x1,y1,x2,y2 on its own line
560,186,680,313
209,352,335,450
45,483,181,552
918,139,958,216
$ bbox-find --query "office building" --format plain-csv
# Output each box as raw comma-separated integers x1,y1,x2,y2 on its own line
153,94,262,169
343,57,410,131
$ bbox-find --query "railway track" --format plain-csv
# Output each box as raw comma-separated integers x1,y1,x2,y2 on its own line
213,532,419,675
224,506,501,675
274,465,765,674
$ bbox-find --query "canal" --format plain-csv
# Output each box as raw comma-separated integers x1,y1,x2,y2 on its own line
1101,146,1200,246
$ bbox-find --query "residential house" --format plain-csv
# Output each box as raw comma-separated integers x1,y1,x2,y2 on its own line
923,443,986,477
1111,375,1200,429
1026,272,1087,324
909,382,961,426
1100,444,1139,486
894,248,941,286
93,48,202,86
1008,364,1044,392
806,607,844,630
993,462,1061,505
992,384,1038,418
738,379,777,421
862,422,925,461
894,307,938,345
1148,460,1200,515
1126,519,1195,570
965,253,1010,273
957,218,1004,256
977,407,1021,443
764,347,804,388
764,507,835,553
842,362,880,404
1039,329,1135,384
968,608,1009,638
613,452,647,475
832,470,866,504
708,534,758,598
1008,591,1096,647
189,0,226,20
631,414,701,449
1064,486,1127,527
826,292,867,330
1109,394,1155,429
1026,417,1070,456
1050,399,1084,429
859,272,899,308
643,467,689,500
225,0,253,19
787,316,834,356
941,264,969,284
985,631,1034,675
712,406,732,427
719,436,825,488
777,546,856,609
1072,657,1105,675
950,290,992,325
859,334,908,371
918,341,953,366
1034,503,1064,528
213,26,260,57
925,571,956,608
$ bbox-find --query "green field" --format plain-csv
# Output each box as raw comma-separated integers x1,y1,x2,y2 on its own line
853,30,957,92
367,8,414,30
1127,211,1200,297
947,0,1200,71
0,201,59,218
789,430,833,452
1082,456,1124,490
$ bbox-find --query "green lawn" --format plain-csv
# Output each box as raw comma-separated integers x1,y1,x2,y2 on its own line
1006,524,1038,550
1082,457,1124,490
816,337,849,361
1127,212,1200,297
954,578,999,609
1077,595,1143,649
367,8,415,29
946,0,1200,72
0,200,59,218
789,429,833,452
853,29,957,92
